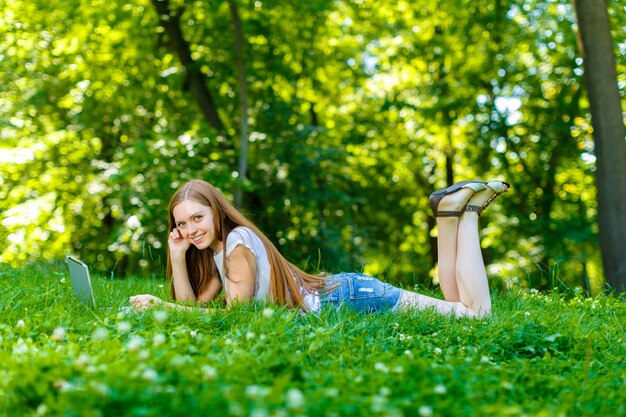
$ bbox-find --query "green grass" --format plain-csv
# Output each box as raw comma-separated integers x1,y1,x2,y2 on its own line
1,264,625,417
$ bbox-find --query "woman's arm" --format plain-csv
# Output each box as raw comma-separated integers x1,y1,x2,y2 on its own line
168,226,196,302
197,272,223,303
129,246,254,312
170,255,196,302
224,245,256,305
129,294,218,313
130,266,223,313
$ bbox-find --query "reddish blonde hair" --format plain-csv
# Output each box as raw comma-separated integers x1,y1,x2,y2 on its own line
166,180,326,309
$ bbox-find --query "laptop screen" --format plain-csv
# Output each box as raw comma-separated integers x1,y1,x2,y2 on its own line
66,255,97,308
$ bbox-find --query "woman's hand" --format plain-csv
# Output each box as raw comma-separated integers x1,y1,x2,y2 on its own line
129,294,163,312
168,227,191,260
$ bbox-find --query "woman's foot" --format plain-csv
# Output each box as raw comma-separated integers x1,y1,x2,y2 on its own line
464,180,510,215
430,181,488,217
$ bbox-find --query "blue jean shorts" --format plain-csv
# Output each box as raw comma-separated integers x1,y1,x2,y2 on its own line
320,272,403,313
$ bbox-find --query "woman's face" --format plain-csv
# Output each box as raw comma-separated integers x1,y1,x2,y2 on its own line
172,200,222,252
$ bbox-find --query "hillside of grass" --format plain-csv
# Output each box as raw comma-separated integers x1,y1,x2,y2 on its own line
1,264,625,417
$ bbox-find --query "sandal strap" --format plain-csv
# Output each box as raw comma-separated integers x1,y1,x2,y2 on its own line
465,205,483,215
435,211,463,217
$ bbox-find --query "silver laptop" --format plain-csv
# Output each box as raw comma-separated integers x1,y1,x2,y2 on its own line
65,255,97,308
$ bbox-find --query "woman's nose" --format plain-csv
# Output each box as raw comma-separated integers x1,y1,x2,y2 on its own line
188,224,197,234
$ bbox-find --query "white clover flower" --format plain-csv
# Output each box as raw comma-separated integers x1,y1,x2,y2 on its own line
262,307,274,318
170,355,193,367
434,384,447,395
371,395,387,412
419,405,433,417
392,322,400,330
117,321,131,334
433,347,443,356
189,330,197,338
88,381,110,396
54,380,73,392
52,327,66,342
246,385,261,398
201,365,217,380
153,310,168,324
92,327,109,342
60,277,66,284
138,350,150,361
142,368,158,381
126,335,144,351
16,319,25,329
530,288,538,294
246,331,256,340
286,388,305,409
374,362,388,373
524,311,531,318
153,333,166,346
404,350,412,356
246,385,269,399
393,365,404,374
75,353,90,367
12,338,29,355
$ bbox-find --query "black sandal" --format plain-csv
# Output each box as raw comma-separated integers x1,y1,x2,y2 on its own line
465,181,511,215
429,181,488,217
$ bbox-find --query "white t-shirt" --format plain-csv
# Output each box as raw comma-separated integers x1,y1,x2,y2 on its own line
213,226,320,312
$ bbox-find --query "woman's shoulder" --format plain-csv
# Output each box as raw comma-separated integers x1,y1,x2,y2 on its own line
228,225,260,241
225,226,264,253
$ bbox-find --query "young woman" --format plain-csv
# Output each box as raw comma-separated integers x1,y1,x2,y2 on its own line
130,179,509,318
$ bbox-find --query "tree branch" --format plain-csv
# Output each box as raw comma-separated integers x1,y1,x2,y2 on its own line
151,0,226,133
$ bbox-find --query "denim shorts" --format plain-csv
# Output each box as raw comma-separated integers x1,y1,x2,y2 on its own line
320,272,403,313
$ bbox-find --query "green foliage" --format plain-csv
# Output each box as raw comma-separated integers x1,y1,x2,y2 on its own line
1,265,626,416
1,0,624,291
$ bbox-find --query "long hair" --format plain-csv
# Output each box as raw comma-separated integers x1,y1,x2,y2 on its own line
166,180,327,309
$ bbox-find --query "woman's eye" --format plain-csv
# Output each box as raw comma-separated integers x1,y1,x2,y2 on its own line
177,223,185,228
194,215,202,221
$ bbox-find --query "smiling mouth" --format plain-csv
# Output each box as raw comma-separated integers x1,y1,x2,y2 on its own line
191,233,206,243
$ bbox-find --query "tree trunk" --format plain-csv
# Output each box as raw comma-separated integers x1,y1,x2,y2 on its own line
229,0,250,208
574,0,626,292
151,0,226,133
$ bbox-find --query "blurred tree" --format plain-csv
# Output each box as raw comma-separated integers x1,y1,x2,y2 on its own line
574,0,626,292
151,0,226,133
228,0,250,208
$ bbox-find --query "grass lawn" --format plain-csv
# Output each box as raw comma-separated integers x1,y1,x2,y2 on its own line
1,264,625,417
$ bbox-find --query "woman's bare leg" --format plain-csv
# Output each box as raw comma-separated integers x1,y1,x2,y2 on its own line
396,212,486,318
395,187,478,317
434,188,475,301
455,183,508,316
396,182,508,318
455,211,491,316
